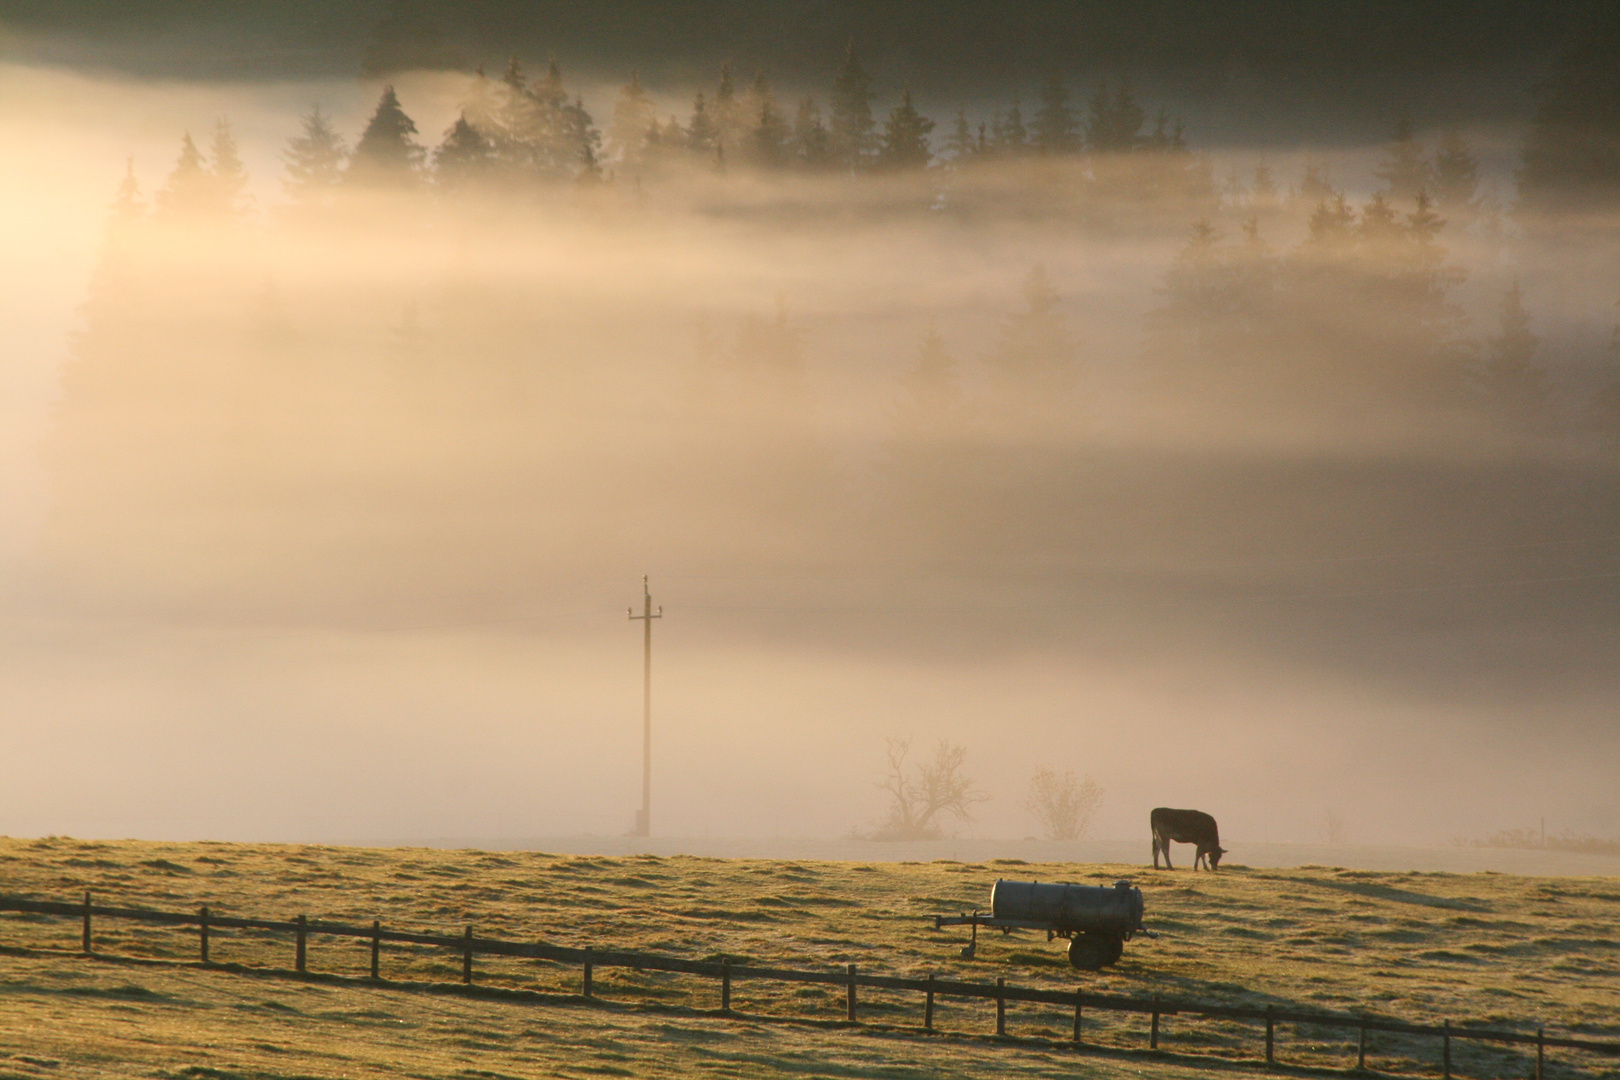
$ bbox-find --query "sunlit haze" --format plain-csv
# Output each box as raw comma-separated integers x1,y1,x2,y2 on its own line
2,4,1617,858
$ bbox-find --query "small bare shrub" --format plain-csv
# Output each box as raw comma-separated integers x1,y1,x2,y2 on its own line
1025,768,1103,841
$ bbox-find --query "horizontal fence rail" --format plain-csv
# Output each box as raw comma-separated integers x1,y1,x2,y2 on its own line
3,892,1617,1077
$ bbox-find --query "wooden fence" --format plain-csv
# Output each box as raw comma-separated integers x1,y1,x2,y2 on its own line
3,891,1617,1078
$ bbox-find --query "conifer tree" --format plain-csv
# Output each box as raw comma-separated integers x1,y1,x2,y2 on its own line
1479,280,1544,427
941,106,975,164
876,90,934,171
566,95,603,180
461,66,501,135
84,159,148,315
1295,155,1336,206
992,99,1028,157
492,56,537,166
1373,115,1433,207
989,264,1077,386
687,91,717,157
610,72,658,172
208,119,249,216
1085,80,1144,152
1032,74,1080,154
712,63,742,154
737,72,785,168
1142,219,1234,385
750,96,789,169
348,85,425,185
885,328,979,501
281,105,347,205
829,42,876,171
155,132,212,215
791,96,832,169
434,113,496,189
110,156,143,224
534,59,567,110
1143,108,1184,152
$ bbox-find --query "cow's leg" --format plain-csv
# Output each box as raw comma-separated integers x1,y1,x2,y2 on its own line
1162,838,1173,869
1152,834,1161,868
1194,847,1206,870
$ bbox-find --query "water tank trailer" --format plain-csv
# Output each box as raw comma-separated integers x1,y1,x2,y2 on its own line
934,879,1149,970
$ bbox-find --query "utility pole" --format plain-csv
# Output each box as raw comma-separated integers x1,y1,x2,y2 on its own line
628,575,661,837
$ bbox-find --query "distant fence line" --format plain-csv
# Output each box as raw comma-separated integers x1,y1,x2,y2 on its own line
3,892,1617,1079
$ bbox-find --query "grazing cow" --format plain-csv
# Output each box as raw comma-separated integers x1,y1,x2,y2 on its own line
1151,807,1226,870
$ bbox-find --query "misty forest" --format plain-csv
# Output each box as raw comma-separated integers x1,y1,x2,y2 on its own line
5,3,1620,849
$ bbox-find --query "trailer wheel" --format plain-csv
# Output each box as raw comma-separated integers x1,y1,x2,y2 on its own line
1067,933,1109,971
1102,934,1124,966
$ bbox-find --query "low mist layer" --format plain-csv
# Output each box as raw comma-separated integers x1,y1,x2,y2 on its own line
3,29,1619,850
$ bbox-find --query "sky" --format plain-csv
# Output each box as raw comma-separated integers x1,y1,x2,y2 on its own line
0,4,1616,853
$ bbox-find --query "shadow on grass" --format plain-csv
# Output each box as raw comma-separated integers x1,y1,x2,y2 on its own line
1283,878,1493,913
0,940,1569,1080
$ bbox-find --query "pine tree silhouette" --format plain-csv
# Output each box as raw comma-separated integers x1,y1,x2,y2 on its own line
208,119,250,218
687,91,717,157
1373,114,1433,207
282,105,347,206
877,90,934,171
1086,80,1144,152
155,132,212,215
610,72,658,172
349,85,425,185
942,106,975,165
1479,280,1545,430
434,113,496,190
829,42,876,171
1032,75,1080,155
791,97,831,170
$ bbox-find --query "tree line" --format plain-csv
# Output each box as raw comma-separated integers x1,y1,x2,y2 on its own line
136,50,1203,215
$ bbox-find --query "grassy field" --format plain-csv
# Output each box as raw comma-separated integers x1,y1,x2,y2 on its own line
0,836,1616,1079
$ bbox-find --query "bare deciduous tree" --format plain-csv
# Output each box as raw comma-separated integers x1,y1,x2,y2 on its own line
1025,768,1103,841
870,737,988,841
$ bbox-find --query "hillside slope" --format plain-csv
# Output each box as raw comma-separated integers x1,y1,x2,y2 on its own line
1,836,1615,1078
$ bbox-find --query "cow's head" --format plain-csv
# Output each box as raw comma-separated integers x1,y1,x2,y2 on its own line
1208,846,1227,870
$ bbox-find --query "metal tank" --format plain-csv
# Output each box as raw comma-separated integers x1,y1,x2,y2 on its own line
991,879,1144,934
934,878,1149,970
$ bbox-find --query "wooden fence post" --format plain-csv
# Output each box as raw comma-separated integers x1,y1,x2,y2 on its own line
995,977,1006,1036
199,906,209,964
81,892,91,954
846,964,857,1022
370,920,380,980
1536,1026,1544,1080
1358,1020,1367,1070
462,926,473,985
582,951,593,999
295,915,307,973
1265,1004,1275,1064
1150,996,1160,1049
1442,1019,1451,1079
924,974,934,1032
721,961,731,1015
